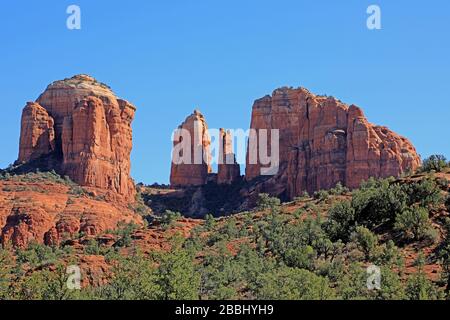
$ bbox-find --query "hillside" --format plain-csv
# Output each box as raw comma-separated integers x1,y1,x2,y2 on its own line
1,165,450,300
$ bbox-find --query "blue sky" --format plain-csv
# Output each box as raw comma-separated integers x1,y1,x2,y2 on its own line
0,0,449,184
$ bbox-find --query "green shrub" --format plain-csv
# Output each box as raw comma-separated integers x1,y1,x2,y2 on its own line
394,207,434,241
438,219,450,292
421,155,448,173
204,214,216,231
294,191,310,202
313,190,329,202
375,266,407,300
324,200,356,242
160,210,182,229
405,256,442,300
15,242,61,268
13,263,75,300
379,240,404,267
254,267,335,300
436,177,449,189
156,241,200,300
403,178,443,209
350,226,379,261
0,247,14,299
405,273,441,300
1,172,11,180
257,193,281,211
84,239,101,255
69,185,87,197
112,222,139,248
98,251,161,300
329,182,350,196
284,246,316,270
352,178,408,228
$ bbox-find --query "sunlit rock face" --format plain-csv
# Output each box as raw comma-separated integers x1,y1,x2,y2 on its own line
245,87,421,199
170,110,212,187
18,74,136,200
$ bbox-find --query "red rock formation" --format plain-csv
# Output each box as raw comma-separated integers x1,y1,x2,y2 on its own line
0,179,142,248
245,87,421,199
217,129,240,184
18,102,55,162
17,75,136,200
170,110,212,187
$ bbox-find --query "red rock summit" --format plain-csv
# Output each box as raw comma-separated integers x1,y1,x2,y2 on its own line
17,75,136,200
245,87,421,199
170,110,212,187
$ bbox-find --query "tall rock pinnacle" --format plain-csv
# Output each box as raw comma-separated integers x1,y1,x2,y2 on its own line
170,110,212,187
217,128,240,184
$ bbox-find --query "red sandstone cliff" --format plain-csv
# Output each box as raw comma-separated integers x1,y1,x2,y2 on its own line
17,75,136,201
170,110,212,187
245,87,421,199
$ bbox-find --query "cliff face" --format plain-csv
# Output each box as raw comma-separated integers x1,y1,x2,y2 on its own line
170,110,212,187
245,87,421,199
17,75,136,200
18,102,55,162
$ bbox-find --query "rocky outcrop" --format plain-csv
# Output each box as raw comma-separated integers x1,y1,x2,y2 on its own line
18,102,55,162
245,87,421,199
170,110,212,187
17,75,136,201
0,178,142,248
217,129,240,184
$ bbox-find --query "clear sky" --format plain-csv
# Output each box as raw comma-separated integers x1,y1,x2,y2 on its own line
0,0,449,184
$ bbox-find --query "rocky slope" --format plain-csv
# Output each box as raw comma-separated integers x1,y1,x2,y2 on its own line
245,87,421,199
0,173,142,247
17,75,136,201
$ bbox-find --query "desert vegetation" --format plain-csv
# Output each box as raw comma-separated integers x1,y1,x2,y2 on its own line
1,165,450,300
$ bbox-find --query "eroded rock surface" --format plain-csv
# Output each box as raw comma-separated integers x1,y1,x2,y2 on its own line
17,75,136,200
245,87,421,199
170,110,212,187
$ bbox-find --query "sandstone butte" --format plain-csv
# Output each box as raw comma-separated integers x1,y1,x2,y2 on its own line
0,75,143,247
17,74,136,201
245,87,421,199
